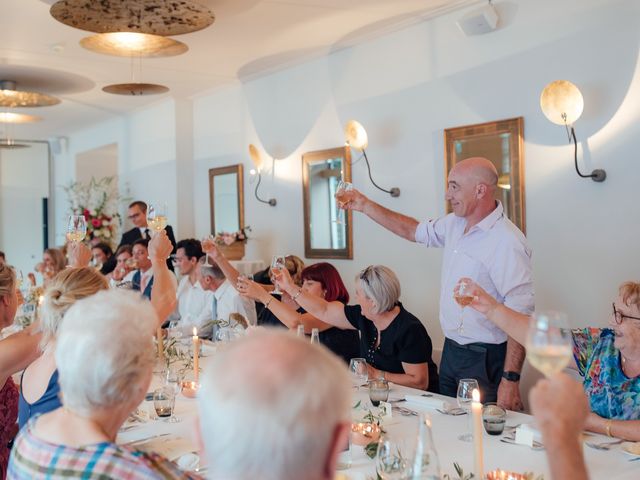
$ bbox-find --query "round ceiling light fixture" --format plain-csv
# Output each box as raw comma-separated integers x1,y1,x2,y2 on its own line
102,83,169,96
80,32,188,57
50,0,215,36
0,112,43,123
0,81,61,108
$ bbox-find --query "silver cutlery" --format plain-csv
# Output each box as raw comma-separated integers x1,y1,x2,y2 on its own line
436,407,466,416
585,439,624,451
500,437,545,451
392,406,418,416
123,433,171,447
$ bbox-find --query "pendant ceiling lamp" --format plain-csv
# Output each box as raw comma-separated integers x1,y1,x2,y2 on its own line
0,80,60,108
80,32,188,57
50,0,215,36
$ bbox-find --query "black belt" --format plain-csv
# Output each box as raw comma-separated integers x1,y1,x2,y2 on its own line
445,337,506,353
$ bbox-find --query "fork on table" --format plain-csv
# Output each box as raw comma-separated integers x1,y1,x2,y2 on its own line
585,439,624,451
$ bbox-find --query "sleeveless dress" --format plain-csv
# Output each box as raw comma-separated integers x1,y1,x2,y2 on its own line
17,369,61,429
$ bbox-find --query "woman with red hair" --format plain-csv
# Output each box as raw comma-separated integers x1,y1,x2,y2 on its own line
239,262,359,363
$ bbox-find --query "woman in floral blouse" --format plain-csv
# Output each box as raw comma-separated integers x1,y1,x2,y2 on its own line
459,278,640,441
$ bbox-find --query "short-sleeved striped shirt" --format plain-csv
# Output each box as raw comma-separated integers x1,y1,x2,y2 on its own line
8,417,200,480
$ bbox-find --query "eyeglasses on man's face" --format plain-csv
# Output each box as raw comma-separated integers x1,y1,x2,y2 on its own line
612,303,640,325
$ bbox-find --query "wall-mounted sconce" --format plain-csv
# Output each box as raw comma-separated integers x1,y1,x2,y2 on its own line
344,120,400,197
540,80,606,182
248,144,277,206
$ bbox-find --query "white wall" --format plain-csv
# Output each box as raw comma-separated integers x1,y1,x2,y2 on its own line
192,0,640,349
53,0,640,351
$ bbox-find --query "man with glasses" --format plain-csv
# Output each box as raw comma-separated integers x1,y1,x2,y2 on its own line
341,157,533,409
115,200,177,271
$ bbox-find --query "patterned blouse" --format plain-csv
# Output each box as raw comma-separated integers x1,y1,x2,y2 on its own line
8,417,201,480
0,378,19,480
572,327,640,420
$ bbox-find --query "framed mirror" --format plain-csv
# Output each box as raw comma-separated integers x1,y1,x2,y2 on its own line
444,117,526,233
209,164,244,234
302,147,353,259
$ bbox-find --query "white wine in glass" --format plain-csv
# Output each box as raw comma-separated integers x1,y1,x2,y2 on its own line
66,215,87,243
453,279,474,333
147,203,168,232
526,311,572,377
334,180,353,225
270,255,286,294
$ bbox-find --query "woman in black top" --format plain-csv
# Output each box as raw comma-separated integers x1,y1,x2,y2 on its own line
267,264,439,391
239,263,360,364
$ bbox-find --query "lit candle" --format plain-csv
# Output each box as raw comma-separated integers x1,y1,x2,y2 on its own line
156,328,164,359
193,327,200,383
472,388,484,479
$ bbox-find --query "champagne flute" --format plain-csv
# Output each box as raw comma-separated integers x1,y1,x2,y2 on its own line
66,215,87,243
147,203,168,234
334,180,353,225
526,311,572,377
349,357,368,392
456,378,479,442
270,255,286,294
453,279,474,333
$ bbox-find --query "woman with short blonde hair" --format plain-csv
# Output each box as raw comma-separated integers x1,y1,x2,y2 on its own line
274,265,439,391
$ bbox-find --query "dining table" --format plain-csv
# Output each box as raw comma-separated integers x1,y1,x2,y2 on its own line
116,351,640,480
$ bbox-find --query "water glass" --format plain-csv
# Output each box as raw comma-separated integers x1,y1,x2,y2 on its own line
376,432,415,480
482,403,507,435
368,379,390,407
153,386,179,423
335,430,352,470
457,378,479,442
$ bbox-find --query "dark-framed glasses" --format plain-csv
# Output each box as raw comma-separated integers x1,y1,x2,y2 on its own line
612,303,640,324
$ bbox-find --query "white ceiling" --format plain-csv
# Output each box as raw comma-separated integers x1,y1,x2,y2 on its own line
1,0,481,139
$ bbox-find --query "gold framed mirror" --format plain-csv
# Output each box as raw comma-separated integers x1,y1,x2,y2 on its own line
209,164,244,235
444,117,526,233
302,147,353,259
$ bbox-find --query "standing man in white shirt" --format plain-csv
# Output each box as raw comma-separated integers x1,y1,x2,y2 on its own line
174,239,214,335
198,258,257,336
342,157,533,409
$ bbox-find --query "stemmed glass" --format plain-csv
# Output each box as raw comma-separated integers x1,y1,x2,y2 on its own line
349,357,368,392
270,255,286,294
376,431,416,480
453,279,474,333
201,235,215,265
456,378,479,442
66,215,87,243
526,311,572,377
334,180,353,225
147,203,168,235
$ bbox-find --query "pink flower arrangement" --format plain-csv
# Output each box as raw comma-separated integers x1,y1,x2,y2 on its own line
214,226,251,246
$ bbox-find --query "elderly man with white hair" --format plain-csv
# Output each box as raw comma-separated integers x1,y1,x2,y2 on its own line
8,292,195,477
196,329,352,480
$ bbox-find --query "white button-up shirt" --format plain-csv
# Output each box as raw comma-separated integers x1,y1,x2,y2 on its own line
214,280,257,327
415,202,534,345
176,276,214,331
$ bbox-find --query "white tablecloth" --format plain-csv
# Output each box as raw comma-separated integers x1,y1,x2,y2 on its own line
117,369,640,479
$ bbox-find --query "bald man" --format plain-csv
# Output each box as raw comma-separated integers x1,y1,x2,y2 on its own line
343,157,533,409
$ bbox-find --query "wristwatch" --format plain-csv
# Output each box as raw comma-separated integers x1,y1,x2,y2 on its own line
502,371,521,382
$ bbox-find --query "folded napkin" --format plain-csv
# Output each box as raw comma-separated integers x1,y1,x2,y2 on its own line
134,436,197,461
404,394,449,410
515,423,542,445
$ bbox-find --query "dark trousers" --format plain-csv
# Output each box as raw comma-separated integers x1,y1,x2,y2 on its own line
439,337,507,403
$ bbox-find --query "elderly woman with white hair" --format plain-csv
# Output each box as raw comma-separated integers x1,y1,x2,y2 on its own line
8,289,196,479
275,265,439,391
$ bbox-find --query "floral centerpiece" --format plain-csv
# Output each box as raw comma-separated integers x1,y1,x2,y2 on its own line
213,226,251,246
63,176,125,248
213,226,251,260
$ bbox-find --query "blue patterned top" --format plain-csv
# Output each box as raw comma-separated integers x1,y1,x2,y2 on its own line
572,328,640,420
